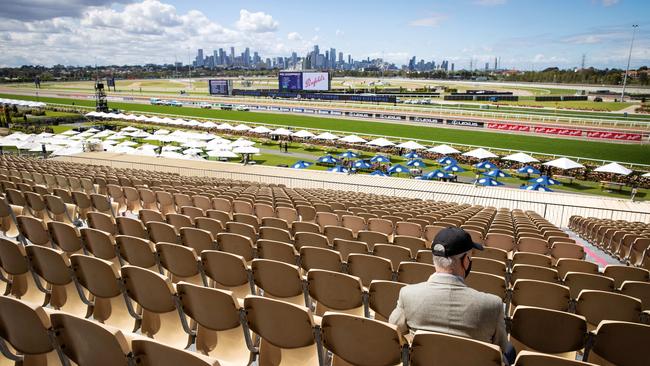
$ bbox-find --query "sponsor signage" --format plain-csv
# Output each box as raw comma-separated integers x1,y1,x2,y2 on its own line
208,79,231,95
587,131,642,141
349,112,372,118
278,72,303,91
377,114,404,120
446,119,484,128
412,116,444,124
487,122,530,132
318,110,330,115
301,72,330,91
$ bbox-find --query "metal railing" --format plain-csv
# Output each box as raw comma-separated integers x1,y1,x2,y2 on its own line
56,155,650,227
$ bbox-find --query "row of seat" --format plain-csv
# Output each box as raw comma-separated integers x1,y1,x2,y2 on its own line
569,216,650,270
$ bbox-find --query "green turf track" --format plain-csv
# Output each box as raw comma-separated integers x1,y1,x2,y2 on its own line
3,93,649,165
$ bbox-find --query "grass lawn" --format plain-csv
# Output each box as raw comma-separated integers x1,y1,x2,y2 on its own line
3,92,649,165
488,100,633,111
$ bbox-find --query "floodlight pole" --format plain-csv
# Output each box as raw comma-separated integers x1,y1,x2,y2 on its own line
620,24,638,102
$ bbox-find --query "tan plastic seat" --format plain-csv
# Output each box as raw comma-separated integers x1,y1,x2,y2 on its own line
211,197,232,213
575,290,642,330
323,226,354,243
25,245,89,317
512,252,552,268
181,206,205,222
485,233,516,252
415,249,433,264
43,194,77,225
619,280,650,311
138,188,158,211
257,239,298,265
87,211,117,236
50,312,131,366
146,221,178,244
332,238,368,262
90,193,118,217
139,209,165,225
252,259,307,306
465,272,507,301
234,213,260,232
0,198,22,239
292,221,321,235
511,264,559,285
347,254,393,287
472,257,507,278
321,312,407,366
180,227,216,254
261,217,289,231
373,244,412,270
217,232,256,262
71,191,92,220
315,212,339,231
368,218,394,236
122,186,143,215
48,221,83,254
244,295,322,366
16,215,51,247
0,295,61,365
341,215,366,237
226,221,257,241
550,243,585,263
173,194,193,211
294,232,329,250
393,235,426,257
299,246,342,272
121,265,190,349
514,350,597,366
201,250,254,299
156,243,202,285
517,237,550,255
368,280,406,322
0,238,47,306
195,217,224,238
70,254,137,332
192,195,213,212
307,269,365,316
357,230,390,251
166,213,193,232
510,279,570,314
131,338,221,366
116,216,148,239
510,306,587,359
602,265,650,288
115,235,158,271
585,321,650,366
107,184,127,215
259,226,292,244
562,272,615,299
395,221,422,238
176,282,253,365
410,330,503,366
396,262,436,284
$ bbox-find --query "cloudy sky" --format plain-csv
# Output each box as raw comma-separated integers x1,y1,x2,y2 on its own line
0,0,648,69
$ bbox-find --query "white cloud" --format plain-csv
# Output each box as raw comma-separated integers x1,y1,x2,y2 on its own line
601,0,619,6
287,32,302,41
314,27,320,32
311,35,319,42
408,14,447,28
335,29,344,37
235,9,279,33
0,0,135,21
474,0,507,6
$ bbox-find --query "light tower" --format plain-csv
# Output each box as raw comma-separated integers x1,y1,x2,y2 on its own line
621,24,639,102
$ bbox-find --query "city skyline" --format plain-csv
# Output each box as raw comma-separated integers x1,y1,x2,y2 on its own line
0,0,648,70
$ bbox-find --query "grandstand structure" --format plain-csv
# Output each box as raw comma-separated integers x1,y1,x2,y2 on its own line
0,153,649,365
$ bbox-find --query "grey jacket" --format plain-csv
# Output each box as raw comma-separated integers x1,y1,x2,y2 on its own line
388,273,509,353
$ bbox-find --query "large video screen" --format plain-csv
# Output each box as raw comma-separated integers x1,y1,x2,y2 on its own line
208,79,230,95
302,72,330,91
278,72,303,91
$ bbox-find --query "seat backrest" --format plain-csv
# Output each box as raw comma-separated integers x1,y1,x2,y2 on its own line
368,280,406,321
510,306,586,356
347,253,393,287
603,265,650,288
575,290,642,329
115,235,157,270
586,321,650,366
514,350,596,366
51,312,130,366
299,246,342,272
176,281,242,333
180,227,216,254
132,339,219,366
256,239,297,265
116,216,148,239
307,270,364,316
511,279,570,312
294,231,329,249
121,265,176,314
200,250,252,298
156,243,200,284
397,262,436,284
410,330,502,366
321,312,406,366
0,295,54,356
251,259,305,305
465,272,507,301
87,211,116,236
562,272,615,300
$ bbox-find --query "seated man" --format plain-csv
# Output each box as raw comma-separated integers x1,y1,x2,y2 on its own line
389,227,515,364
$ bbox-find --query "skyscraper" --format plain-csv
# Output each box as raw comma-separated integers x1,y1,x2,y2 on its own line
218,48,225,65
244,47,250,66
330,48,336,67
338,52,343,64
291,52,297,66
196,49,204,67
230,47,235,66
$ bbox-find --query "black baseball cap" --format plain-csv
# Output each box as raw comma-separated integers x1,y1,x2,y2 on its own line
432,227,484,257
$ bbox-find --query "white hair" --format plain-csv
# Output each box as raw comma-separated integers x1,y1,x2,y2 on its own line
432,252,466,271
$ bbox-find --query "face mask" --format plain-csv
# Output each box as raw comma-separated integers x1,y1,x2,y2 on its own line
464,258,472,278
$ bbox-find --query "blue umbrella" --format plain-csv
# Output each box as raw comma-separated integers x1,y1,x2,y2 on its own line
370,170,388,176
317,155,338,164
353,160,372,169
388,164,410,174
437,156,458,165
423,169,453,180
329,165,349,173
474,161,498,170
403,151,421,159
517,165,541,175
370,155,391,163
483,169,512,179
474,177,504,186
339,150,359,159
291,160,312,169
521,183,554,192
529,175,561,186
406,159,427,168
443,164,465,173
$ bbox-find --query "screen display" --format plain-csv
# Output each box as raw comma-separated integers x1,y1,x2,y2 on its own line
208,79,230,95
278,72,303,91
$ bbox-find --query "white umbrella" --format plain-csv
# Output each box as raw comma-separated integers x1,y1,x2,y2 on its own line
94,130,115,138
183,148,204,155
61,130,79,136
463,148,498,159
594,162,633,176
121,126,140,132
105,134,125,140
230,138,255,147
427,144,460,155
131,131,152,139
543,157,584,170
182,140,207,148
86,128,100,133
154,129,170,135
162,145,181,152
116,141,138,147
101,140,118,146
250,126,272,134
29,144,58,152
202,121,219,128
233,146,261,154
313,132,339,140
396,140,426,150
233,124,252,132
642,172,650,178
271,128,293,136
207,150,238,158
339,135,367,143
502,152,539,164
50,147,83,156
366,138,395,147
292,130,316,138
